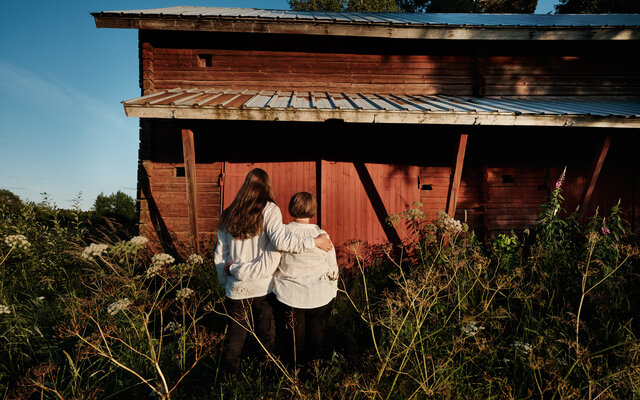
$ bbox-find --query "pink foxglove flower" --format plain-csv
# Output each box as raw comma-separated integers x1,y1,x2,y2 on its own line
555,167,567,190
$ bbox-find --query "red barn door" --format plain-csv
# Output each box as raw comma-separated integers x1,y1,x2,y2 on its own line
223,162,317,225
222,161,421,262
320,161,421,253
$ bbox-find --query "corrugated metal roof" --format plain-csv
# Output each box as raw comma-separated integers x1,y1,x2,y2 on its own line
121,88,640,128
99,7,640,27
124,89,640,116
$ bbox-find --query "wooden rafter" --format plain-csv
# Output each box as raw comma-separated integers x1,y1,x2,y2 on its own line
181,129,200,253
579,136,612,220
447,133,469,218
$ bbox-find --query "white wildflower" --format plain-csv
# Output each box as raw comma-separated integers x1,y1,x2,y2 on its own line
151,253,174,268
107,298,132,316
82,243,109,260
145,253,175,278
511,341,533,356
461,322,485,337
4,234,30,250
187,254,204,265
145,264,162,279
175,287,194,301
129,236,149,246
443,215,463,234
164,321,181,332
0,304,11,315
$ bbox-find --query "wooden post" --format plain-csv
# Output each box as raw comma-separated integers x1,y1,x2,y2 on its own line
182,129,200,253
353,162,403,249
447,133,469,218
579,136,612,220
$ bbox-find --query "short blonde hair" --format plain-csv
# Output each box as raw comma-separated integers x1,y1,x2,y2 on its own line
288,192,317,219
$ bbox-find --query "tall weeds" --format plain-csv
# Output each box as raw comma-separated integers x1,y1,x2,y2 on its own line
1,184,639,399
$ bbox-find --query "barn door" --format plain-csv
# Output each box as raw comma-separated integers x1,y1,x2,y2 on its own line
320,161,421,249
222,161,317,225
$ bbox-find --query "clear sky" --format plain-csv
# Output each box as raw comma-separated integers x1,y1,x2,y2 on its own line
0,0,559,210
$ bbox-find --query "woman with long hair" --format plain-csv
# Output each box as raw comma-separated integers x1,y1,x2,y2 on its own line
214,168,332,373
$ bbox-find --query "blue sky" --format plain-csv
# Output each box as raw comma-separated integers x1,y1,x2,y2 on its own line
0,0,558,210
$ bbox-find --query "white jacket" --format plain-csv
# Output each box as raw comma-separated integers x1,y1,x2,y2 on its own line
214,202,315,300
231,222,339,309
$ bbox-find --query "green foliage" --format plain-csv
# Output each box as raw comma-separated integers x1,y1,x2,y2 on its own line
555,0,640,13
93,190,137,221
291,0,538,13
290,0,400,12
0,190,23,214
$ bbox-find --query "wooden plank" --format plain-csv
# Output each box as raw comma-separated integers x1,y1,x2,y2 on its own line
353,162,403,249
93,15,640,41
580,136,613,220
447,133,469,218
124,105,640,129
181,129,200,254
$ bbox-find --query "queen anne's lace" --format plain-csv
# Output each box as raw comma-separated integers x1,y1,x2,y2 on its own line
146,253,175,278
187,254,204,264
81,243,109,260
151,253,174,267
461,322,484,337
107,298,132,316
129,236,149,246
0,304,11,315
4,234,30,250
175,287,194,301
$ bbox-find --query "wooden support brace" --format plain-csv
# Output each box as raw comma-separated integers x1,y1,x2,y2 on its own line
182,129,200,253
353,162,403,249
447,133,469,218
579,136,612,220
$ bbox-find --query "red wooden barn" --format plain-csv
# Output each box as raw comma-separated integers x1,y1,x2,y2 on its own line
92,7,640,259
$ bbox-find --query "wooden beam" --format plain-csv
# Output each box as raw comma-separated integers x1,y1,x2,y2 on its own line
123,105,640,129
352,162,403,249
182,129,200,253
92,14,640,41
579,135,612,220
447,133,469,218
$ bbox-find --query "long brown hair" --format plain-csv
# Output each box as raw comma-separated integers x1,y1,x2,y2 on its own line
219,168,276,239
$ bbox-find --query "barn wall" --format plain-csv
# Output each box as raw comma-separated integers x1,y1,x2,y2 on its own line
137,119,639,258
138,119,223,254
139,30,640,97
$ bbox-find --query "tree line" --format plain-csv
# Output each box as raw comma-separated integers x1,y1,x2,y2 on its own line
289,0,639,14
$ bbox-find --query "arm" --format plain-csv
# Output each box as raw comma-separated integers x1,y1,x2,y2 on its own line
213,229,231,287
228,241,282,282
263,203,315,253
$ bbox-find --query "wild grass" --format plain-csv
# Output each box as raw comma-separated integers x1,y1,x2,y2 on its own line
1,181,639,399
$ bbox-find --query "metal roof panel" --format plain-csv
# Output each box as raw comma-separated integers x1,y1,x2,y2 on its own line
121,89,640,127
98,7,640,27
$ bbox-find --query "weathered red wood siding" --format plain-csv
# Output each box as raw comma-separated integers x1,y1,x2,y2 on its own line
223,161,318,225
138,120,222,252
139,30,640,97
320,162,421,258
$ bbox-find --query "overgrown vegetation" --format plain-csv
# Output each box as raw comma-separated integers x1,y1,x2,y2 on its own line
1,179,639,399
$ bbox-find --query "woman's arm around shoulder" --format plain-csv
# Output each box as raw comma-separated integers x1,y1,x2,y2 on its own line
263,202,332,252
228,241,282,282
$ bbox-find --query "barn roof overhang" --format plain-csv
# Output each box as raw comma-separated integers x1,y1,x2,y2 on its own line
122,89,640,129
92,7,640,41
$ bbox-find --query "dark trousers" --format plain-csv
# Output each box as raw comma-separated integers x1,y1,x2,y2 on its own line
274,299,334,369
222,294,276,373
